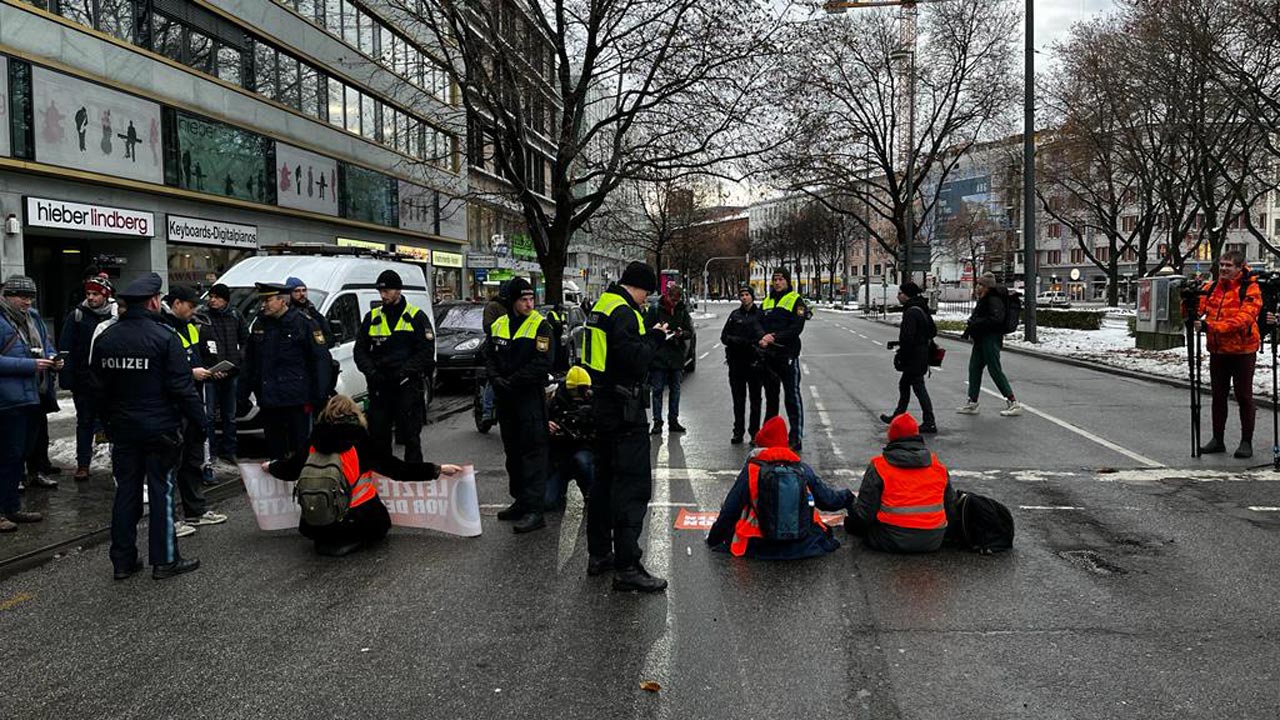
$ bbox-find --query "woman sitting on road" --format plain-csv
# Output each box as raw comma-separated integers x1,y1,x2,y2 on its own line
263,394,462,556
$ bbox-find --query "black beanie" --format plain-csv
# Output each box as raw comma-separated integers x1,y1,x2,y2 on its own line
619,261,658,293
503,276,534,308
899,281,922,297
376,269,403,290
739,284,755,299
772,267,792,284
209,283,231,302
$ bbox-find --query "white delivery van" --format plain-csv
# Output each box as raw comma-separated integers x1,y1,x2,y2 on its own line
211,244,436,435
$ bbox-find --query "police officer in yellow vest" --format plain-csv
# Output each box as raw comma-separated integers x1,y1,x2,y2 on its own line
485,276,554,534
760,267,808,451
354,270,435,464
580,261,670,592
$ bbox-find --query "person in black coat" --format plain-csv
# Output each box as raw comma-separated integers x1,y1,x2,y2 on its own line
59,273,117,480
719,285,765,444
264,394,461,556
881,282,937,433
200,283,248,462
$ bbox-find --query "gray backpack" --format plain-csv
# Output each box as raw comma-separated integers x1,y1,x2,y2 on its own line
293,452,352,526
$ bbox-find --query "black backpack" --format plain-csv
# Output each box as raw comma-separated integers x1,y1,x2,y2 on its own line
1002,292,1023,335
945,490,1014,554
750,461,814,541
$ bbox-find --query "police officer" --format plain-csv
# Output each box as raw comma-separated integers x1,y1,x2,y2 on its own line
243,282,333,462
288,276,340,396
760,267,807,451
485,276,553,533
581,261,669,592
353,270,435,463
720,285,765,444
89,273,205,580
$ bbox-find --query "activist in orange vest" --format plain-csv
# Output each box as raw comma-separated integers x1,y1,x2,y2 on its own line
845,413,954,554
706,416,853,560
1194,252,1264,458
264,395,462,556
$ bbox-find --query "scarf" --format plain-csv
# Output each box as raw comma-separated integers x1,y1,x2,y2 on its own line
0,298,35,350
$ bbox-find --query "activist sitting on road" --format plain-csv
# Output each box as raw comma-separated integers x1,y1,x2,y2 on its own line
706,416,852,560
845,413,955,554
545,365,596,511
263,394,462,556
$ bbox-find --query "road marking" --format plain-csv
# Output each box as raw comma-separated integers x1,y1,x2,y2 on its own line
979,388,1163,468
1248,506,1280,512
1020,505,1083,510
711,342,721,350
807,385,845,459
0,592,34,611
698,351,709,360
802,362,811,374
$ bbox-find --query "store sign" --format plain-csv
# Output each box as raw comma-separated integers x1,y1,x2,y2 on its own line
433,250,463,268
31,66,163,184
397,180,436,234
467,253,496,268
26,196,153,236
174,112,271,203
167,215,258,249
396,245,432,262
337,237,386,251
0,56,10,157
510,233,537,261
276,142,338,216
473,268,488,282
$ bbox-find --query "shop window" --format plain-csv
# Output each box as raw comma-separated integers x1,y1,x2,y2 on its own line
325,293,361,345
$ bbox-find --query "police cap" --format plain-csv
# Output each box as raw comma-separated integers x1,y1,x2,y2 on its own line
255,282,290,298
166,285,200,305
118,272,164,300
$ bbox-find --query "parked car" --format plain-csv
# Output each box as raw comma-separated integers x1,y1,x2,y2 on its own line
434,301,488,384
212,246,436,436
1036,291,1072,308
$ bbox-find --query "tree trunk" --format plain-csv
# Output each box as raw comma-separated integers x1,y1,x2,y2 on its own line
1106,257,1119,306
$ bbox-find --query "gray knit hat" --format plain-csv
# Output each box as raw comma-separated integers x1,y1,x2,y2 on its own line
977,272,998,289
2,275,37,297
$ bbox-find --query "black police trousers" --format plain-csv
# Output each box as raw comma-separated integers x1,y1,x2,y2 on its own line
261,405,311,462
366,379,425,464
495,386,549,513
588,418,653,569
174,418,208,519
763,354,805,446
110,437,181,571
727,357,763,439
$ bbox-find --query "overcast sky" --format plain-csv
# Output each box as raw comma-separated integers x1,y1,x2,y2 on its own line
1036,0,1116,52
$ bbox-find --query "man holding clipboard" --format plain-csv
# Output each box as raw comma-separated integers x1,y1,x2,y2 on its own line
201,283,247,464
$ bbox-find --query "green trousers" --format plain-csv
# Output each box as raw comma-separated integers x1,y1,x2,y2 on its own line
967,334,1014,402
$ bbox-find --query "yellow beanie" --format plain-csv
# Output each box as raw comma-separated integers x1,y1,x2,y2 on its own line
566,365,592,389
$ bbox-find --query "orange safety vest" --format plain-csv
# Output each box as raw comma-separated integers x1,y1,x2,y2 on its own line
870,455,948,530
729,449,826,556
311,445,379,509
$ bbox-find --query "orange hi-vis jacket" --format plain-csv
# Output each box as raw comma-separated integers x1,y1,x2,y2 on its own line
730,446,826,556
1198,273,1262,355
313,445,379,510
870,454,948,530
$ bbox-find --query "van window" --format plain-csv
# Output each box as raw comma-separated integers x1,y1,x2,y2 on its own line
326,294,362,344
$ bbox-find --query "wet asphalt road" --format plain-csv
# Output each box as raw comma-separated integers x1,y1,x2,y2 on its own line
3,303,1280,719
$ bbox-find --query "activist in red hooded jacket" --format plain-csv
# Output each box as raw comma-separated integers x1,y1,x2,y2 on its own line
705,417,853,560
266,395,460,556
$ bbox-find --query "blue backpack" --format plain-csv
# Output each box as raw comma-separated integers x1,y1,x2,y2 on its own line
751,461,814,541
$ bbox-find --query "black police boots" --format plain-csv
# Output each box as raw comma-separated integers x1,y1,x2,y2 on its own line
113,562,143,581
496,502,524,521
612,564,668,593
513,513,546,534
587,553,614,576
152,558,200,580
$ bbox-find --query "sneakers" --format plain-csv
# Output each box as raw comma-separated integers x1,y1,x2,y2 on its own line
174,521,197,538
152,558,199,580
612,564,668,593
1000,400,1024,417
74,466,91,481
0,517,16,533
1234,440,1253,459
188,510,228,526
26,473,58,489
956,401,980,415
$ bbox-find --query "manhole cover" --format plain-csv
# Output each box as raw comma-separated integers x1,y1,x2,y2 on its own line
1058,550,1126,575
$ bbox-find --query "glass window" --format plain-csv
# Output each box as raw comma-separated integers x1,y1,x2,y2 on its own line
394,35,409,76
341,1,358,45
358,10,374,54
325,294,362,344
345,84,361,134
383,107,398,151
300,63,321,118
397,110,410,154
216,45,243,85
98,0,135,43
328,77,345,128
57,0,93,26
188,31,213,73
297,0,317,21
361,94,377,140
324,0,342,34
278,53,300,108
153,14,185,62
380,27,394,65
405,119,419,159
254,42,277,99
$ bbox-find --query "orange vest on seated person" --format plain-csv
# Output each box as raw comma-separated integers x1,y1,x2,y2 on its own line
313,445,379,509
870,454,948,530
729,447,827,556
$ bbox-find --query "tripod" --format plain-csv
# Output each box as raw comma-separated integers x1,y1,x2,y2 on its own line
1183,300,1203,458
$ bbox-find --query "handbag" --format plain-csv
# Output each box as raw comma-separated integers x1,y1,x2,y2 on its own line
928,341,946,367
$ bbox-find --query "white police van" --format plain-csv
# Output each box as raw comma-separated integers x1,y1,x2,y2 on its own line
211,244,436,435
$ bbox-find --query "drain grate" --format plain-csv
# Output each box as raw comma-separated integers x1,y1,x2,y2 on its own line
1058,550,1126,575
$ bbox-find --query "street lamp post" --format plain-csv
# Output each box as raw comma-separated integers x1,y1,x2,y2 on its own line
890,41,917,284
1021,0,1038,342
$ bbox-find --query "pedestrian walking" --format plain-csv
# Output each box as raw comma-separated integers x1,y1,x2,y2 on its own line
243,282,333,462
1195,250,1263,458
485,276,553,533
881,281,937,433
760,267,807,450
162,286,229,538
201,283,247,464
720,285,765,444
89,273,205,579
581,261,669,592
0,275,58,532
60,273,117,480
957,273,1022,417
353,270,434,463
646,284,693,435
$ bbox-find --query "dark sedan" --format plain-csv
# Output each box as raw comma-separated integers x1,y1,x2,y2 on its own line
434,301,487,383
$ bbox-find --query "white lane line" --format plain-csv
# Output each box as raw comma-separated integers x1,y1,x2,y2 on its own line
807,385,845,459
979,388,1164,468
711,342,721,350
698,351,710,360
638,429,676,720
1248,506,1280,512
802,362,811,374
1020,505,1083,511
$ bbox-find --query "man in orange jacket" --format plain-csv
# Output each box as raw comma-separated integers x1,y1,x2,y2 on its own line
1196,251,1263,459
845,412,955,554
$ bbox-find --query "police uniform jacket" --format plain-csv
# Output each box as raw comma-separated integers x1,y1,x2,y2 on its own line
162,307,211,374
587,283,660,392
245,306,333,409
720,304,764,365
294,299,333,347
87,307,206,443
761,287,807,358
353,297,434,386
484,309,553,392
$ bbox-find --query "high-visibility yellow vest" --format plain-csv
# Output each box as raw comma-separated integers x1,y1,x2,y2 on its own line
178,322,199,349
489,310,544,340
762,291,801,313
581,292,645,373
367,302,422,337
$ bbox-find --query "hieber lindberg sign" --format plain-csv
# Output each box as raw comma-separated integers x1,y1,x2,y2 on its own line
166,215,258,249
25,196,154,237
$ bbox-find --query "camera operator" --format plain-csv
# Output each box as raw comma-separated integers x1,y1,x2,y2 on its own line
1194,251,1263,458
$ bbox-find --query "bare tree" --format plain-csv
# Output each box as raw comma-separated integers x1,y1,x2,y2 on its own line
937,199,995,286
393,0,789,301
